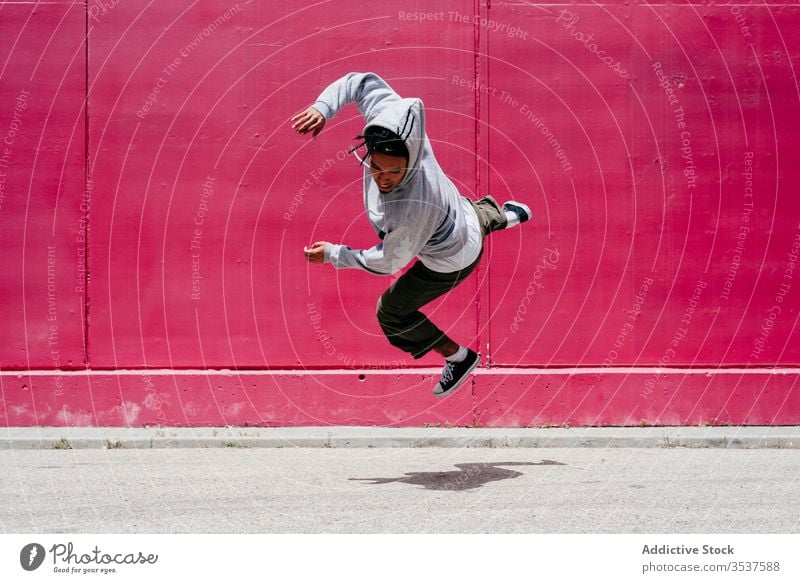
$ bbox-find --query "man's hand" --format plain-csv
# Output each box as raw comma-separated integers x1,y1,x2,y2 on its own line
304,241,328,264
292,107,326,137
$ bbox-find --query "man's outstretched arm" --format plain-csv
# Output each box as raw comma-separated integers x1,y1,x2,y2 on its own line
292,72,401,135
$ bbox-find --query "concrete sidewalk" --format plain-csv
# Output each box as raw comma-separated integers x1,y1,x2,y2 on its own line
1,426,798,449
3,446,800,533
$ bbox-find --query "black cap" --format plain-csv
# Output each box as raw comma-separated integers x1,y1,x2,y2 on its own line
362,126,409,159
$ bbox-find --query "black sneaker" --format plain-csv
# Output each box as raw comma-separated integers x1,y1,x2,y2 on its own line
502,201,532,224
433,349,480,398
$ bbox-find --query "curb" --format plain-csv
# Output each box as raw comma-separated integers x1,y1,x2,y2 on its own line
1,426,799,449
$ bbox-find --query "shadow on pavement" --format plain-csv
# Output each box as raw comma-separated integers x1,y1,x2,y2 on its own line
350,460,565,491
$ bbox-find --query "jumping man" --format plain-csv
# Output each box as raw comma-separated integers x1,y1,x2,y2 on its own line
293,72,531,398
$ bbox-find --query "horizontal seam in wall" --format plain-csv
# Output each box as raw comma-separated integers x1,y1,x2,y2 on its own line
3,367,800,376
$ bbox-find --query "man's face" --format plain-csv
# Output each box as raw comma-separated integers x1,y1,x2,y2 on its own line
368,152,408,193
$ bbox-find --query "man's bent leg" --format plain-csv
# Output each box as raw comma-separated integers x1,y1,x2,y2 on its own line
469,195,508,236
376,258,480,359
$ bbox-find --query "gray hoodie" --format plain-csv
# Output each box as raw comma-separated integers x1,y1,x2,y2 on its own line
312,72,481,275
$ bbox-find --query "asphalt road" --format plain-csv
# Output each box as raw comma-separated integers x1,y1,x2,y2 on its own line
2,447,798,533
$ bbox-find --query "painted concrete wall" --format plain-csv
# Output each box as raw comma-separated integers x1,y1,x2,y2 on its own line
1,1,798,427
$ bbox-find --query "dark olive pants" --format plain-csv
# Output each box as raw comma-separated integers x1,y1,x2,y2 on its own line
376,195,507,359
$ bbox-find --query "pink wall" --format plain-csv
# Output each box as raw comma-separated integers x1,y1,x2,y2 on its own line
1,1,798,427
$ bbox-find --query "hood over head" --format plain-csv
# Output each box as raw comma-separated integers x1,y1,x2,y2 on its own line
362,97,426,191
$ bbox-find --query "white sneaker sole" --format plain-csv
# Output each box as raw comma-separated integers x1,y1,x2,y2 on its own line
503,201,532,223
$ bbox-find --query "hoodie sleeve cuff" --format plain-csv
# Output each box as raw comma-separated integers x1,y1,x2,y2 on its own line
312,101,334,119
323,243,339,264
